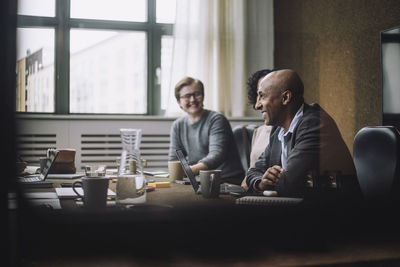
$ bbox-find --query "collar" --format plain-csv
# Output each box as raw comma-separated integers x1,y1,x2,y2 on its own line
278,104,304,142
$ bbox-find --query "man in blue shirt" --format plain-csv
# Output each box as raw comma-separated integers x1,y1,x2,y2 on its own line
246,69,360,198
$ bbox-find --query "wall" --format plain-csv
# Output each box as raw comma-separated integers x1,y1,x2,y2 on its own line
244,0,274,117
16,115,263,170
274,0,400,153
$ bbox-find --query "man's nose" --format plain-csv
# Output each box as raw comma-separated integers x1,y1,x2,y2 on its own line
188,94,196,101
255,98,262,110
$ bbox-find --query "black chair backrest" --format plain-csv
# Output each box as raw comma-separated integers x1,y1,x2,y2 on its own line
232,124,258,172
353,126,400,201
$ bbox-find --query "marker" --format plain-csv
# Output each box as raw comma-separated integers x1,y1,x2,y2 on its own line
146,185,155,192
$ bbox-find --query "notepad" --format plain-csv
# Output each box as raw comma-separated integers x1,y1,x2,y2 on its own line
153,173,169,178
143,170,169,176
235,196,303,206
147,181,170,188
55,188,116,199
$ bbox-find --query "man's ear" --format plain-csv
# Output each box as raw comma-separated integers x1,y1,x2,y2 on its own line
282,90,292,105
177,99,183,109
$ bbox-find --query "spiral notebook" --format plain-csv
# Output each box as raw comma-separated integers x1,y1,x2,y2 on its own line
235,196,303,206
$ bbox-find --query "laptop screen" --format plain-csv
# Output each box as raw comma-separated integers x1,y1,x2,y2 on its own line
175,149,199,193
41,150,59,180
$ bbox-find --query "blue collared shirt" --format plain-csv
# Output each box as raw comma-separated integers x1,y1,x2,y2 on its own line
277,104,304,169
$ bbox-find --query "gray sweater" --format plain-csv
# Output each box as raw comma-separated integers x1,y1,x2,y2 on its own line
168,110,244,184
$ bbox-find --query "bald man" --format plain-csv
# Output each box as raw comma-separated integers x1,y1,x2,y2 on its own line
246,69,361,199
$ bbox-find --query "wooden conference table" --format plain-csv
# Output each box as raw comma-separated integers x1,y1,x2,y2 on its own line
15,174,400,267
21,173,238,210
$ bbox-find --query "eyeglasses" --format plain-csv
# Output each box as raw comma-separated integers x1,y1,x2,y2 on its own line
179,91,203,100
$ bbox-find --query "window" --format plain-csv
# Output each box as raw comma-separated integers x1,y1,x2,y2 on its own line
16,0,176,115
16,28,55,112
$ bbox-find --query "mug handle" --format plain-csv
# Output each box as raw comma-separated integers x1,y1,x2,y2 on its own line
72,181,84,199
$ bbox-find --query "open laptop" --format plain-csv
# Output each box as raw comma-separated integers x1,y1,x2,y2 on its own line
47,173,85,179
175,148,303,206
175,149,245,195
18,150,59,187
175,149,200,193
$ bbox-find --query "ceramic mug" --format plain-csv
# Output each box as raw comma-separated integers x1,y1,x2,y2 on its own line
72,177,109,210
199,170,221,198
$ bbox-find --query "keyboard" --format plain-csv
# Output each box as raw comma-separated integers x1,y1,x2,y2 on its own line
18,175,43,183
18,175,53,188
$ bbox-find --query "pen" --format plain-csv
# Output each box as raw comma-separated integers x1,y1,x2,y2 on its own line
174,180,191,185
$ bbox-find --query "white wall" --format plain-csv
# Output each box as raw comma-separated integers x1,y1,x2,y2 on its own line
16,114,264,170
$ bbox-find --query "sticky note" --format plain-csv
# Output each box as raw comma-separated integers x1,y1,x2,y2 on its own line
148,181,170,188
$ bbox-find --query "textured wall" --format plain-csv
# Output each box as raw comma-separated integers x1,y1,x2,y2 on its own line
274,0,400,153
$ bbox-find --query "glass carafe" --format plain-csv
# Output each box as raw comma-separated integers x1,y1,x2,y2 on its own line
117,128,146,204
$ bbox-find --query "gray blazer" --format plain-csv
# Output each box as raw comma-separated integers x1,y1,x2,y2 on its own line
246,103,359,198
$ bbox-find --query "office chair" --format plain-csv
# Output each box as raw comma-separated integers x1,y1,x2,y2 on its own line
233,124,258,172
353,126,400,202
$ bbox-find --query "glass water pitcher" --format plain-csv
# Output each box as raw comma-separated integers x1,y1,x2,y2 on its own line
117,128,146,204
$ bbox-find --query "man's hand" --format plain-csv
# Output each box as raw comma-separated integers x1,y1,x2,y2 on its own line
258,165,283,191
190,162,207,176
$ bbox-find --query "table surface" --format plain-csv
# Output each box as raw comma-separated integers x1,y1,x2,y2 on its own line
13,174,400,266
19,174,238,210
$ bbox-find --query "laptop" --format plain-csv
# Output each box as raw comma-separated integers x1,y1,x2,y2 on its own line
175,149,245,195
47,173,85,179
18,150,59,187
175,149,200,193
174,148,304,207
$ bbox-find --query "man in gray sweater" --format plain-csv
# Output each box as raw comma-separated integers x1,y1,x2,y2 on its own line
168,76,244,185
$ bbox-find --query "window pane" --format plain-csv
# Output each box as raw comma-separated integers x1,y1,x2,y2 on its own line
70,30,147,114
156,0,176,23
17,0,55,17
71,0,147,22
16,28,55,112
161,36,173,110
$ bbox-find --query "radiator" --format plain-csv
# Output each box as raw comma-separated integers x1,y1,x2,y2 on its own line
17,133,57,164
79,133,170,171
16,115,263,171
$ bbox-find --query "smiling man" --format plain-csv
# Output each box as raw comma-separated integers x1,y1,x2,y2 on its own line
168,76,244,185
246,69,361,199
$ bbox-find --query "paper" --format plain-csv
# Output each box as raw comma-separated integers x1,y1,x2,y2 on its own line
22,192,58,199
28,199,62,209
55,188,116,199
25,166,40,174
106,168,119,175
153,173,169,178
143,170,169,176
